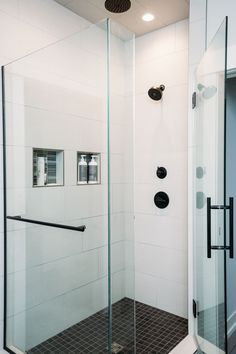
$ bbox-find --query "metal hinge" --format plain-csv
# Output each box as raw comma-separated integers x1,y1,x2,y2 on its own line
193,299,198,318
192,91,196,109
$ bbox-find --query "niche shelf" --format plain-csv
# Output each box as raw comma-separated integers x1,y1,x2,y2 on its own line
33,148,64,187
77,152,101,185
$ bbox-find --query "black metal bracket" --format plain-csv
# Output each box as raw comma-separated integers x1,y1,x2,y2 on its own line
207,197,234,258
7,216,86,232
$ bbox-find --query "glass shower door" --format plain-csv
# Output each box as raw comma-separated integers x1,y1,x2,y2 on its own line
3,17,135,354
194,17,229,354
3,21,110,354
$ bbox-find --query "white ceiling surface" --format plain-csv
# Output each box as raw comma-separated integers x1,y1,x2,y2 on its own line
55,0,189,36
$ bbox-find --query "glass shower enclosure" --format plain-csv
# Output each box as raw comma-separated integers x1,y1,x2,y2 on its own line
194,17,234,354
2,19,135,354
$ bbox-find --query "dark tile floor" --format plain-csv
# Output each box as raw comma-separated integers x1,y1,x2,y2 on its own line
27,298,188,354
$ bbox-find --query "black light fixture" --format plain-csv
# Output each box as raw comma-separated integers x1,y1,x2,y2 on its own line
105,0,131,13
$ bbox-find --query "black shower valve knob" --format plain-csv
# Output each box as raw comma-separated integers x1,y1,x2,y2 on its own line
156,166,167,179
154,192,169,209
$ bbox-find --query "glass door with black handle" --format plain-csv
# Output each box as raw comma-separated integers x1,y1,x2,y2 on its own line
194,17,232,354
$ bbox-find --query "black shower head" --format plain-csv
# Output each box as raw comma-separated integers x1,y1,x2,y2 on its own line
105,0,131,13
148,85,165,101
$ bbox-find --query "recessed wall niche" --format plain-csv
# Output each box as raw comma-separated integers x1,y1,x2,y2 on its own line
33,148,64,187
77,152,101,185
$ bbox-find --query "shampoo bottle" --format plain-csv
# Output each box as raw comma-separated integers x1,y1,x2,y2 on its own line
88,155,98,184
78,155,88,184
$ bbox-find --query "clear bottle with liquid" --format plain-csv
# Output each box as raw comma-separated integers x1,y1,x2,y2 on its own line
88,155,98,184
78,155,88,184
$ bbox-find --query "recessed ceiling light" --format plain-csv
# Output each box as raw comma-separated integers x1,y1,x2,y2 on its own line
142,13,155,22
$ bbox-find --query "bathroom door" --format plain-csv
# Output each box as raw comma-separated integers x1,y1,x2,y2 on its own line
194,17,230,354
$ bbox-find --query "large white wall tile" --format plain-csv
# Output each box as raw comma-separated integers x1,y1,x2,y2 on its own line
189,18,206,65
99,241,125,277
135,183,187,218
112,270,125,303
8,249,100,315
136,50,188,94
82,215,108,251
0,11,56,60
0,0,19,17
64,185,107,220
135,23,176,65
18,0,89,38
176,20,189,51
135,272,157,307
135,243,187,284
189,0,206,23
135,21,188,319
156,278,188,318
135,214,187,251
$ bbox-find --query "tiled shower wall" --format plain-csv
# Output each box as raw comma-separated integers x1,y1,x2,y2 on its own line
0,0,134,352
134,19,189,318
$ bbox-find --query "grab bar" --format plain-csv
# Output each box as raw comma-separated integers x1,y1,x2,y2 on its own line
7,216,86,232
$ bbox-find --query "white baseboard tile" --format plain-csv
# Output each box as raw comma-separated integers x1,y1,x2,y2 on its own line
169,335,197,354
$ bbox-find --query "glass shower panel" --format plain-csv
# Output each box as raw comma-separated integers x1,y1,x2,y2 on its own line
194,18,228,354
108,20,135,352
4,21,109,353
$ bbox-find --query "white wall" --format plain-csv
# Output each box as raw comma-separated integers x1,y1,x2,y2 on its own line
134,19,189,318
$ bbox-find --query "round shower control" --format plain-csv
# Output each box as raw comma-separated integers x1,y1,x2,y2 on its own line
154,192,169,209
156,166,167,179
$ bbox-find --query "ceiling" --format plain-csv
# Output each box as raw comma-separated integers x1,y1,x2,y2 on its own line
55,0,189,36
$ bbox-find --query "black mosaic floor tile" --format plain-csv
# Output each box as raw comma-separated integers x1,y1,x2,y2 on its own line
27,298,188,354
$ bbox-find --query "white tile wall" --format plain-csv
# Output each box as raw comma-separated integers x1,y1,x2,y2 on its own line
135,19,189,319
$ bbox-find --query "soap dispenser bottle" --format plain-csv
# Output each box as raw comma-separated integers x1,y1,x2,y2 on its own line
78,155,88,184
88,155,98,184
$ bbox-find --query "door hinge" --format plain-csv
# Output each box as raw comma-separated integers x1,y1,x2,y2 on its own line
193,299,198,318
192,91,196,109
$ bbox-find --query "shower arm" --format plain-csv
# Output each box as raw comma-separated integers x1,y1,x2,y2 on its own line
6,215,86,232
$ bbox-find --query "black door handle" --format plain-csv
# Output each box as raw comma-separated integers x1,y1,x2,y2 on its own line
207,197,234,258
207,197,212,258
229,197,234,258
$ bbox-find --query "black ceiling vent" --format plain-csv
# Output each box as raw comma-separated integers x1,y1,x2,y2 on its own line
105,0,131,13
